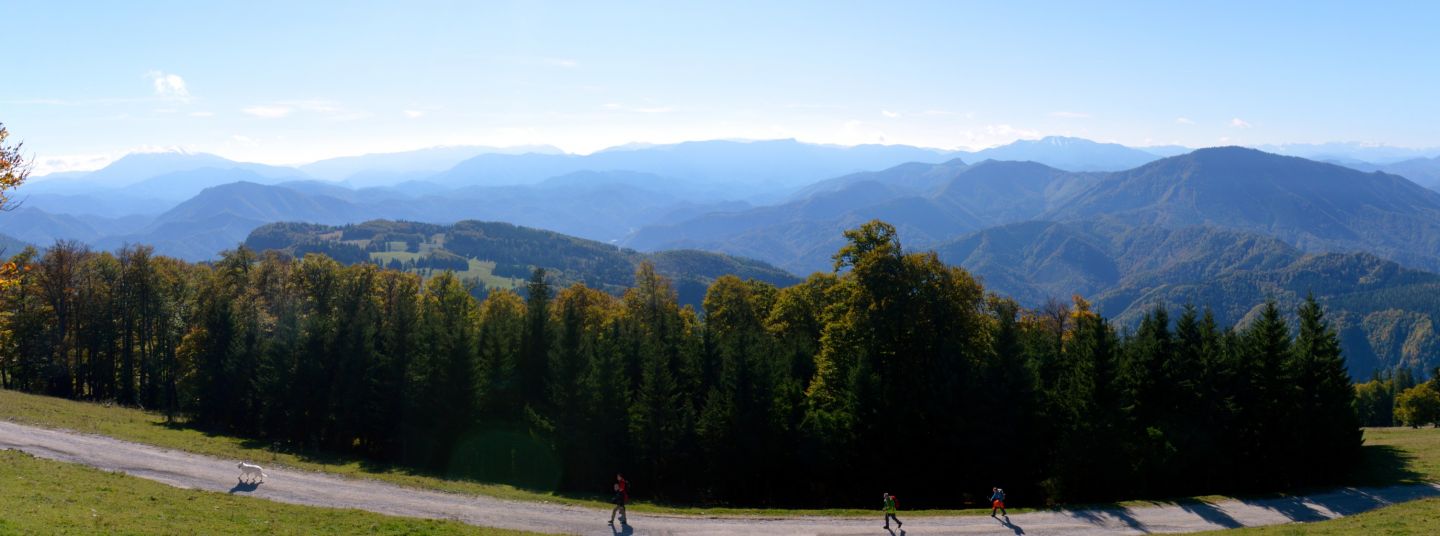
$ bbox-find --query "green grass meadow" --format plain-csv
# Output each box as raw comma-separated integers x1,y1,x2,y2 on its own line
0,449,530,536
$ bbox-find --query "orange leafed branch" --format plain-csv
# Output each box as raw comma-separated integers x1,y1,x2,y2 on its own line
1,121,29,287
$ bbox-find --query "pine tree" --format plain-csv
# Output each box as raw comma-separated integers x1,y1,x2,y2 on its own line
519,268,554,415
1237,301,1298,488
1289,294,1361,482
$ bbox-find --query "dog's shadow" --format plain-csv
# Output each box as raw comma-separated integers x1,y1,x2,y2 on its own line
229,479,262,494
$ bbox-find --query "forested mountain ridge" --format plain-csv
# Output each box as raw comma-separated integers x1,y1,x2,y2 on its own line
936,220,1440,376
1339,155,1440,191
634,147,1440,274
626,159,1104,273
1042,147,1440,272
243,219,800,306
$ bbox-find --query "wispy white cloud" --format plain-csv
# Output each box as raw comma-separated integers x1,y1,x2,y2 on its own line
881,109,900,118
404,110,425,119
1050,111,1091,119
243,105,292,118
146,71,190,102
1175,117,1195,125
31,145,195,176
30,153,120,176
189,111,215,118
230,135,258,146
1230,117,1252,128
544,58,579,68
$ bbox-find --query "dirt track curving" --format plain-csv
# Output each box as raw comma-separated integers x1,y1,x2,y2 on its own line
2,420,1436,535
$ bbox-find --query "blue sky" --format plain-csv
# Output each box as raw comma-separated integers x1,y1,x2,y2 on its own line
5,0,1439,173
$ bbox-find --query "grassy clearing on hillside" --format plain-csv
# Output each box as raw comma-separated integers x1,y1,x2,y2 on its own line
0,449,530,536
1350,427,1440,483
368,251,521,290
4,389,1438,521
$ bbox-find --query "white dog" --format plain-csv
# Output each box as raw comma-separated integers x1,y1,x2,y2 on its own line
237,461,268,483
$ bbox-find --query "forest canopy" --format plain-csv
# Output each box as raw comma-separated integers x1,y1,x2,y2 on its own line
0,221,1361,507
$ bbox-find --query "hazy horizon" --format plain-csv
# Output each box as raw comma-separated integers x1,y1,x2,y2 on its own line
7,1,1440,175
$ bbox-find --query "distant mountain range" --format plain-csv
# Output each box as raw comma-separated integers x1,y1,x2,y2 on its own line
623,147,1440,376
961,136,1160,171
298,145,565,185
13,139,1440,269
0,233,31,257
1338,156,1440,190
5,136,1180,260
12,137,1440,375
633,147,1440,275
1255,142,1440,165
243,220,799,308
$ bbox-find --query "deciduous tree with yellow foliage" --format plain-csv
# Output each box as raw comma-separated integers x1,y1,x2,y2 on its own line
0,122,30,288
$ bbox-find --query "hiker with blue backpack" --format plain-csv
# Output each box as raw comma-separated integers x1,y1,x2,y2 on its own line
990,486,1007,518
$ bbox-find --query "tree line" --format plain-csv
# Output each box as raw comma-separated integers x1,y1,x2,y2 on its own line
0,221,1361,507
1357,368,1440,428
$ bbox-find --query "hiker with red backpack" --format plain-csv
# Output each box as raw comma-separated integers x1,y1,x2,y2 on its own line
883,492,902,529
609,473,629,526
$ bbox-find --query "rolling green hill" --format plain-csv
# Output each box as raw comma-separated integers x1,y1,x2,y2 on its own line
245,219,799,306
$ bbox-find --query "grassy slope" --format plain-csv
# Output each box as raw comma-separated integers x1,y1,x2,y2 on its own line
1197,427,1440,535
369,251,520,290
0,449,529,535
1197,499,1440,535
4,388,1438,526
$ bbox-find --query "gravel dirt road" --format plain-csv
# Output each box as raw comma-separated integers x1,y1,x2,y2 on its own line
2,420,1435,535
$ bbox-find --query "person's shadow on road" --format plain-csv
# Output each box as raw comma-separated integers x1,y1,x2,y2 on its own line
883,528,905,535
609,522,634,536
228,480,260,494
998,515,1024,535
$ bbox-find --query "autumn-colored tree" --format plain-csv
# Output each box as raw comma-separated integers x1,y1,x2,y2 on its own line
1,122,31,288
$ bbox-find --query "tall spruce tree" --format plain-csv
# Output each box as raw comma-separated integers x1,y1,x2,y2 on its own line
1290,294,1362,482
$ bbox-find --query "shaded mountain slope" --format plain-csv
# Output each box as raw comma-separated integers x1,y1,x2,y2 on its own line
935,220,1440,376
245,220,799,308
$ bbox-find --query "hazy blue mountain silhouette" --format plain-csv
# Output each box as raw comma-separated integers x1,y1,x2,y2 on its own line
965,136,1162,171
634,147,1440,275
28,152,303,194
300,145,564,185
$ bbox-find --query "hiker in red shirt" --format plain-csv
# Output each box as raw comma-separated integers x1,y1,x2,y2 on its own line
609,473,629,525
